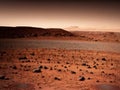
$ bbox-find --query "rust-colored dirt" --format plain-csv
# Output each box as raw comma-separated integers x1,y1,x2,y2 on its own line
0,49,119,90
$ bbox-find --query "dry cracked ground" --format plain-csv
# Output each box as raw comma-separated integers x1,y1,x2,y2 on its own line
0,49,120,90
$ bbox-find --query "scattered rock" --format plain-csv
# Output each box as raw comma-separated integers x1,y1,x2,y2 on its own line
50,67,53,70
33,68,41,73
79,69,82,71
101,71,105,73
79,76,85,81
102,63,104,65
30,52,35,56
110,81,113,83
64,66,67,68
0,75,5,80
19,56,27,60
57,61,60,64
47,58,50,61
88,77,91,80
90,72,94,74
66,62,69,64
57,69,62,72
71,71,76,74
54,77,61,81
41,76,45,78
111,63,113,66
0,75,8,80
38,65,43,69
93,65,97,69
102,58,106,61
87,65,91,69
82,63,87,66
44,66,48,69
12,65,17,69
19,56,30,62
96,80,100,82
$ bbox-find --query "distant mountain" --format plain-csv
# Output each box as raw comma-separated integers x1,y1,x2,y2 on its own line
0,26,74,38
64,26,80,31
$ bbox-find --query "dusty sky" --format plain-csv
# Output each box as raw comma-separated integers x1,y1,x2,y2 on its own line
0,0,120,31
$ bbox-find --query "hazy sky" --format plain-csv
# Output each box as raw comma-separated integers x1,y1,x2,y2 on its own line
0,0,120,31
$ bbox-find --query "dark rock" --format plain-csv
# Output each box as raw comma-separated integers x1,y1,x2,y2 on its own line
102,58,106,61
79,69,82,71
44,66,48,69
87,65,91,69
111,63,113,66
90,72,94,74
66,62,69,64
79,76,85,81
30,52,35,56
41,76,45,78
57,61,60,64
19,56,30,62
0,75,5,80
71,71,76,74
102,63,104,65
33,68,41,73
57,69,62,72
101,71,105,73
110,81,113,83
88,77,91,80
82,63,87,66
47,58,50,61
12,65,17,69
54,77,61,81
38,65,43,69
96,80,100,82
93,65,97,69
19,56,27,60
64,66,67,68
50,67,53,70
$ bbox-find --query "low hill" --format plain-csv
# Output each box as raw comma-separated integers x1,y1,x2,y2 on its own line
0,26,74,38
71,31,120,42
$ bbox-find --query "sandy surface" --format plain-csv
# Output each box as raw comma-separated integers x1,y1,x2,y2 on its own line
0,39,120,53
0,48,120,90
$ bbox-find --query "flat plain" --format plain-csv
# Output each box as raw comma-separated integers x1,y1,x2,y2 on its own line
0,27,120,90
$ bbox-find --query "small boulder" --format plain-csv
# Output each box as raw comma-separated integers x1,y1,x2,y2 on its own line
19,56,27,60
71,71,76,74
88,77,91,80
82,63,87,66
87,65,91,69
44,66,48,69
96,80,100,82
0,75,5,80
38,65,43,69
90,72,94,74
102,58,106,61
12,65,17,69
33,68,41,73
57,69,62,72
79,76,85,81
93,65,97,69
54,77,61,81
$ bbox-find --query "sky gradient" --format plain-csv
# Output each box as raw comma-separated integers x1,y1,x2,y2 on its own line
0,0,120,32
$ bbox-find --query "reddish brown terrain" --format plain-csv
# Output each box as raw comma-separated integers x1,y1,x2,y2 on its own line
0,49,120,90
0,26,74,38
0,26,120,90
71,31,120,42
0,26,120,42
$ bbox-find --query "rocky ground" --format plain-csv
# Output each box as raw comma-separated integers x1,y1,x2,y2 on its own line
71,31,120,42
0,48,120,90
